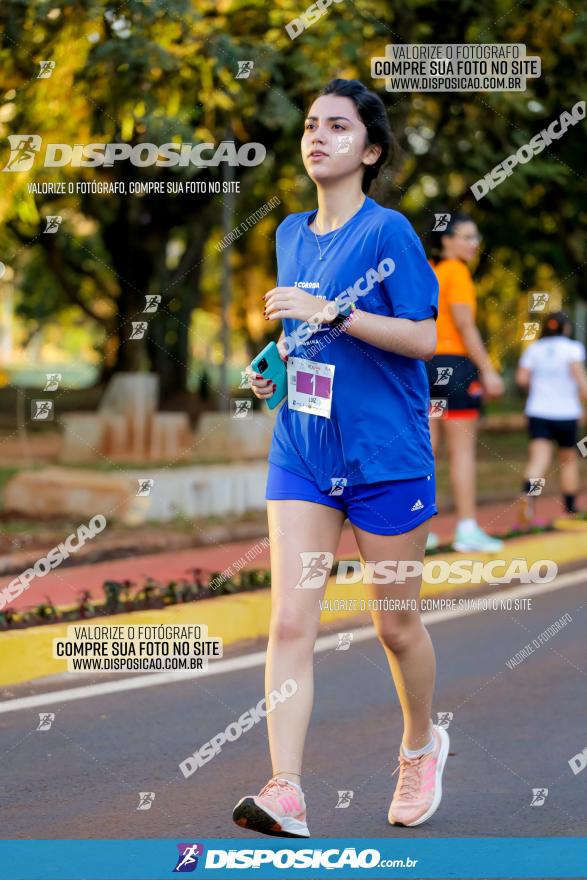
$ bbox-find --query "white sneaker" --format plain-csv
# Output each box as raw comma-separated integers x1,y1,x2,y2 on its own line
453,522,503,553
426,532,439,551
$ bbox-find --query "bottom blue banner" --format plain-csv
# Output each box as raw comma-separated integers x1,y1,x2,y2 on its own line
1,837,586,879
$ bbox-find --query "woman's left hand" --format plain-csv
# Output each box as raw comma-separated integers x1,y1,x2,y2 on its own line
264,287,328,323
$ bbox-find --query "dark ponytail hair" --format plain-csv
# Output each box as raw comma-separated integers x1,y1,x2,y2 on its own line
318,78,396,193
427,211,475,264
540,311,573,338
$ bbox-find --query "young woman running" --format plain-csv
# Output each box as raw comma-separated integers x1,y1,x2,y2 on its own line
232,78,449,837
516,311,587,524
425,213,505,553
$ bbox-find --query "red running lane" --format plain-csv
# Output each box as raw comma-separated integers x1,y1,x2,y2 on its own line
3,494,584,611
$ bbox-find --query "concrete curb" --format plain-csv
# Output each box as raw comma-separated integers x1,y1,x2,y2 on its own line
552,517,587,532
1,530,585,688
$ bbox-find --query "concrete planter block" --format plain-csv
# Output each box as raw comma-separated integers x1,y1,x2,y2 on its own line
149,413,192,460
194,412,274,461
59,414,105,462
3,467,133,520
3,463,268,524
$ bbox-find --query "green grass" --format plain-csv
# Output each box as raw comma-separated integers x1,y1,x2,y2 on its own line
0,467,21,493
0,519,47,535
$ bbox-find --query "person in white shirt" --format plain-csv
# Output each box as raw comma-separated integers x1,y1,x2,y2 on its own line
516,311,587,524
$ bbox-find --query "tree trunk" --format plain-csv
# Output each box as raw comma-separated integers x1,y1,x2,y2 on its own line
145,221,208,398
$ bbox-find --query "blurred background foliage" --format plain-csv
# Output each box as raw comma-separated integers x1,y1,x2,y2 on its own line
0,0,585,402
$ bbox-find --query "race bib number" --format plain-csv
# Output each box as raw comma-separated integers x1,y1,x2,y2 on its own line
287,357,335,419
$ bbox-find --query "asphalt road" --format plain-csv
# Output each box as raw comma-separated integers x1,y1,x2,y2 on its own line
1,574,586,867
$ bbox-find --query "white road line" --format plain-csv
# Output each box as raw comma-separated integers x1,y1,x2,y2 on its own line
1,566,585,715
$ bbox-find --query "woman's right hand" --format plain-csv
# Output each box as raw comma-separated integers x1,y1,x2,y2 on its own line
246,368,276,400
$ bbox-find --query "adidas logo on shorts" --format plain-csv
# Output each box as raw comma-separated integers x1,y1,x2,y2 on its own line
411,499,424,511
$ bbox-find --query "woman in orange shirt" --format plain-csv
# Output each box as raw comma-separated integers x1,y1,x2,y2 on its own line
425,212,504,552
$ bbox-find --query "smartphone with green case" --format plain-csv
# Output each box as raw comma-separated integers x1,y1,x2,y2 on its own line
250,341,287,410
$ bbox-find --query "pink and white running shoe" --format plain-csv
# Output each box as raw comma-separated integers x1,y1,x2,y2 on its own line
233,777,310,837
388,725,449,827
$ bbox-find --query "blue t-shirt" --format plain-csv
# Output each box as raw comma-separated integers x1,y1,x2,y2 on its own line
268,196,439,491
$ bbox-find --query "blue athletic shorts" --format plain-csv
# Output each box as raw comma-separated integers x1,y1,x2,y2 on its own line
266,463,437,536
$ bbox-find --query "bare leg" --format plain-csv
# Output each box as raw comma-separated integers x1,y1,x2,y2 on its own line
429,417,442,458
524,439,553,481
427,419,442,547
352,519,435,750
445,417,478,522
559,446,579,504
265,500,345,784
522,439,553,521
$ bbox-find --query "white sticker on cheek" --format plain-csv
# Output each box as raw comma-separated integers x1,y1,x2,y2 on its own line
334,134,355,156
